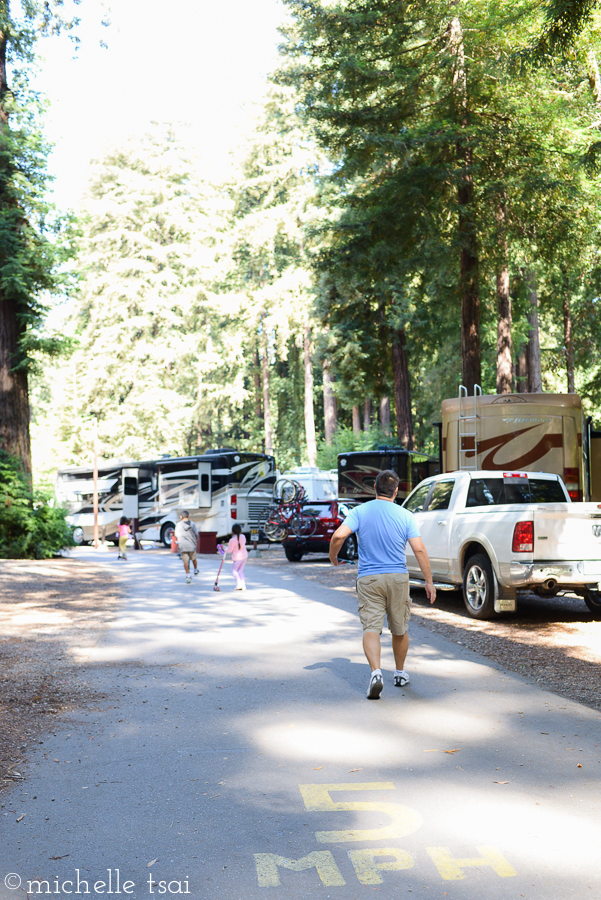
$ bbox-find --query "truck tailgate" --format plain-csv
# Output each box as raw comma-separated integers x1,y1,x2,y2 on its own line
533,503,601,563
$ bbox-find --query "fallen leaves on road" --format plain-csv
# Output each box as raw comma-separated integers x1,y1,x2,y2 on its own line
424,749,461,754
493,781,509,784
347,768,362,773
146,859,158,868
49,855,69,861
312,766,323,770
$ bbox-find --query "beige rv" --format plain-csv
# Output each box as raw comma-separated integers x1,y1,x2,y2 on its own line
441,390,601,502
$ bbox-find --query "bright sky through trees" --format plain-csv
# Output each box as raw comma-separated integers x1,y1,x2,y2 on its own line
30,0,285,209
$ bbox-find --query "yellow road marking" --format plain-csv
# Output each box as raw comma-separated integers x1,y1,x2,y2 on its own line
299,783,423,843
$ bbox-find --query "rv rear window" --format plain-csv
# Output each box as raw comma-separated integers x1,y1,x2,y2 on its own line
466,478,567,507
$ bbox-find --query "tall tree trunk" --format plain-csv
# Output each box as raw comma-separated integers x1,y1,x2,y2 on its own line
380,397,391,436
253,347,263,420
352,406,361,434
449,15,481,393
304,325,317,466
0,19,31,473
515,345,528,392
392,329,413,449
496,199,511,393
322,359,337,445
587,50,601,103
496,269,512,393
561,270,575,393
363,399,372,431
261,326,273,455
525,272,542,393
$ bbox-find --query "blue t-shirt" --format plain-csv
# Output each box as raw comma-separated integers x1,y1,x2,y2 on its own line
343,499,420,577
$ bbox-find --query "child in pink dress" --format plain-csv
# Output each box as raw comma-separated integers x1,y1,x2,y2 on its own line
225,524,248,591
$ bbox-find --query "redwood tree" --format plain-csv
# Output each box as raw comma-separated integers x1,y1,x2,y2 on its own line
0,1,72,473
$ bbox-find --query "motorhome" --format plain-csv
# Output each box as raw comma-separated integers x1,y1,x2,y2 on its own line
55,449,275,545
337,448,438,504
441,388,601,501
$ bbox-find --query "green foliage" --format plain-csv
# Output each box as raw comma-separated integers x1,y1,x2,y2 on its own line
0,450,73,558
316,425,391,469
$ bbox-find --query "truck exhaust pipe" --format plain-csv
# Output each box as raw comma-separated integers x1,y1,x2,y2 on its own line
543,578,557,592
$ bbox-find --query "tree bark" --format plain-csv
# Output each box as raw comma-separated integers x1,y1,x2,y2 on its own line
524,270,542,393
496,199,512,393
0,20,31,473
587,50,601,103
562,271,575,393
515,345,528,392
363,398,372,431
322,359,337,445
352,406,361,434
261,325,273,455
449,15,481,393
380,396,391,436
253,347,263,420
392,329,413,449
304,325,317,466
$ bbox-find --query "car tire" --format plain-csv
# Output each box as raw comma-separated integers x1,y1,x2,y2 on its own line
462,553,497,619
340,534,357,561
583,588,601,618
161,522,176,547
284,547,304,562
72,526,85,545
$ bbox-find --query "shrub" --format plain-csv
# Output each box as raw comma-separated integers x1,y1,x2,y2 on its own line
0,451,74,558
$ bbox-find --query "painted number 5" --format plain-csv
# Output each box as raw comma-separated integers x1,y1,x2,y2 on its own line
299,782,423,843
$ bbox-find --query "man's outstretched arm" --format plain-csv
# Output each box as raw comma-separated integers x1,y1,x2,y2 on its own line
329,524,352,566
407,536,436,604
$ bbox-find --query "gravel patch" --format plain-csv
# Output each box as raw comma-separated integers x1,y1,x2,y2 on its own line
0,558,121,794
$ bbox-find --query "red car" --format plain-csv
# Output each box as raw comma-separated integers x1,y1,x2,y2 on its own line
282,500,359,562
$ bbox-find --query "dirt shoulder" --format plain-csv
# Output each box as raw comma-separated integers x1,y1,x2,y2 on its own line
247,547,601,713
0,558,121,793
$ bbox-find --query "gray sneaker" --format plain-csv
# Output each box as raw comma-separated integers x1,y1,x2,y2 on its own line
366,671,384,700
394,671,410,687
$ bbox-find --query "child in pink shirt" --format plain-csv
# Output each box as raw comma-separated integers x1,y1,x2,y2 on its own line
117,517,131,560
224,523,248,591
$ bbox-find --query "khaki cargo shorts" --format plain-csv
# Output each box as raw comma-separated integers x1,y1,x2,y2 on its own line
356,572,411,635
180,550,197,565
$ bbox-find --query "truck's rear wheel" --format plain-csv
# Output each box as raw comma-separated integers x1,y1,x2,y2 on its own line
463,554,497,619
583,589,601,618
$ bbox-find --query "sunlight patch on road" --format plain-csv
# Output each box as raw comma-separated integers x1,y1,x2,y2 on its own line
253,721,407,765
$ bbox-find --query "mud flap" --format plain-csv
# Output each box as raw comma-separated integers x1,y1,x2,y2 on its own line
494,570,517,613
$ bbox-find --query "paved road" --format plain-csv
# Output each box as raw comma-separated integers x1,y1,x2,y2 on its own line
1,547,600,900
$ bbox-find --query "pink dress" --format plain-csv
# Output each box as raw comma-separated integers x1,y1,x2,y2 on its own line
226,535,247,589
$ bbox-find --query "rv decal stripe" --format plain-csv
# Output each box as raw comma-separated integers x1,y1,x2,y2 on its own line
464,426,564,470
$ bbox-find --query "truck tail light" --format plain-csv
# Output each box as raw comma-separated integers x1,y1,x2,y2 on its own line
231,510,237,519
512,521,533,553
563,468,580,501
231,494,237,506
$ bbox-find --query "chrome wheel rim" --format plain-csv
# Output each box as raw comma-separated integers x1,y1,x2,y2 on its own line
466,565,487,610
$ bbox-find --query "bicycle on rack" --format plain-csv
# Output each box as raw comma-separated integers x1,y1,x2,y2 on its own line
258,480,319,542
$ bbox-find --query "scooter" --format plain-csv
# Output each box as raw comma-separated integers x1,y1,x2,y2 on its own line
213,544,226,591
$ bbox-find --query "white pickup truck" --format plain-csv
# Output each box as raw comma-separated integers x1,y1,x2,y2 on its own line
403,470,601,619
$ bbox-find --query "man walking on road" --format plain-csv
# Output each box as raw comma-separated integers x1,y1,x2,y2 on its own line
174,511,199,583
329,469,436,699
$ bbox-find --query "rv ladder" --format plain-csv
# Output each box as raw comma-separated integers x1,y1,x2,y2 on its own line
458,384,482,471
